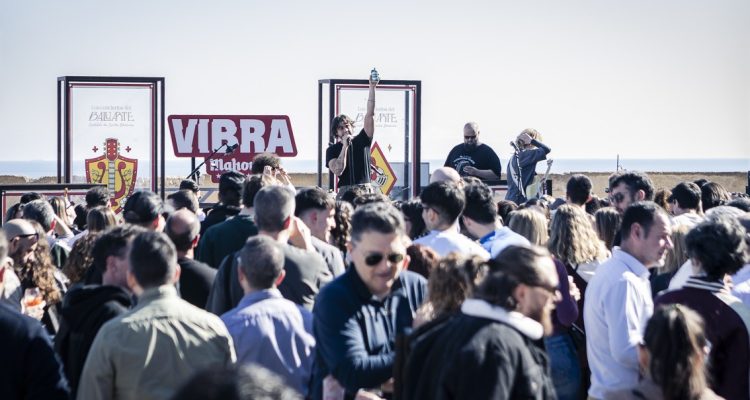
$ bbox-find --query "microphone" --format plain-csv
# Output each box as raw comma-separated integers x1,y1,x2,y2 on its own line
345,136,353,145
510,141,520,152
225,143,239,154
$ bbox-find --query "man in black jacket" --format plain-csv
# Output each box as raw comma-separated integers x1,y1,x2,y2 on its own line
166,209,216,309
54,225,145,397
404,245,558,400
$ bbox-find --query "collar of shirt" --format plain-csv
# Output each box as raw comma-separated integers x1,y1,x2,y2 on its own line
611,247,651,280
237,288,283,309
478,227,512,245
460,298,544,340
136,285,179,308
685,276,729,293
347,264,405,304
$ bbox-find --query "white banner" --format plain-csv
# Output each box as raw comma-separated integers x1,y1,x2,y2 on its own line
69,84,154,189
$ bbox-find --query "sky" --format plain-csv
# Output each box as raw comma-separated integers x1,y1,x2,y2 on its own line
1,0,749,173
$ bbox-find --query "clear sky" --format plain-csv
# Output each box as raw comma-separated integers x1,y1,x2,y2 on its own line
1,0,748,169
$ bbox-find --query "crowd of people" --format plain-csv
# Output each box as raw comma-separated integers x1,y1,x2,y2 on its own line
1,162,750,400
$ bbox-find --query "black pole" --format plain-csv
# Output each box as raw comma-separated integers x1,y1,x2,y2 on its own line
187,144,229,180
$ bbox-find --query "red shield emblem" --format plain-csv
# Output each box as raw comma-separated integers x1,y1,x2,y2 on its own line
85,138,138,213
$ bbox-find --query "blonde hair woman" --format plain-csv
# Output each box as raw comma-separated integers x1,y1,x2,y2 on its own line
507,208,548,246
549,205,608,283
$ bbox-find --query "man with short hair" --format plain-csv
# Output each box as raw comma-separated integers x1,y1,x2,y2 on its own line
461,180,529,257
311,203,427,399
404,245,559,399
86,186,110,209
607,171,655,215
198,175,263,269
22,199,71,268
167,189,200,215
295,187,345,277
201,170,245,234
0,230,22,311
5,219,41,267
584,201,673,399
668,181,703,227
444,122,502,181
221,236,315,397
429,166,462,185
77,231,236,400
206,185,330,314
122,190,166,232
166,209,216,309
414,181,490,258
566,174,593,208
55,225,144,397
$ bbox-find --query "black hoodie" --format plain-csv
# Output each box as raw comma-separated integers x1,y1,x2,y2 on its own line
54,285,133,397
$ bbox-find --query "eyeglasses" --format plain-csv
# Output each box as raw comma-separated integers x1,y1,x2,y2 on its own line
464,135,477,140
13,233,38,242
364,252,405,267
609,192,627,204
530,281,558,295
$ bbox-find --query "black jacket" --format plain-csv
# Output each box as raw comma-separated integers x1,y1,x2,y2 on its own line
0,304,69,399
54,285,132,397
406,305,555,400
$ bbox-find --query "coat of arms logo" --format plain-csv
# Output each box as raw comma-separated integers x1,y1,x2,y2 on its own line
85,138,138,213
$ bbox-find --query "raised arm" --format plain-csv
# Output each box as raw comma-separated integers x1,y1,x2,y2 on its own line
363,76,378,138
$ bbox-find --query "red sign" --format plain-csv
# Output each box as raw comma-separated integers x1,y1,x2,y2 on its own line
168,115,298,182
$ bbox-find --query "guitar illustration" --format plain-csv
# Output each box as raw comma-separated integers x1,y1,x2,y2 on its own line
85,138,138,213
525,159,554,200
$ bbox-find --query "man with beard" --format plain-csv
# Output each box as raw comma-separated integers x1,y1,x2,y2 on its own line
444,122,502,181
404,245,559,399
584,202,672,399
326,73,378,197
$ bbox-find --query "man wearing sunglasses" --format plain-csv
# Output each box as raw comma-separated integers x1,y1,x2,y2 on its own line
444,122,502,181
311,203,427,400
607,171,655,215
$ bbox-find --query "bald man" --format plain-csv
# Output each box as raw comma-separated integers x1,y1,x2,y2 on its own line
166,209,216,309
429,166,462,185
444,122,502,181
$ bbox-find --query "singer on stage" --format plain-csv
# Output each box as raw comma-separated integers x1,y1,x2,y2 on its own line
444,122,503,181
326,73,379,197
505,128,551,204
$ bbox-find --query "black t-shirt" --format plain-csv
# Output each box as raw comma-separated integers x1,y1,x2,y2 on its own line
326,129,372,186
444,143,502,179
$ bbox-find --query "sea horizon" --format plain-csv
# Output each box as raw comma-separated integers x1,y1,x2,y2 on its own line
0,158,748,179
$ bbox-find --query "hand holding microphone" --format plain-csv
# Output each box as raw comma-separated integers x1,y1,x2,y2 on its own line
343,135,353,146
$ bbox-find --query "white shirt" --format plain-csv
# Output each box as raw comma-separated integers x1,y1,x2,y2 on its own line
414,229,490,259
479,227,530,258
732,264,750,308
584,247,653,399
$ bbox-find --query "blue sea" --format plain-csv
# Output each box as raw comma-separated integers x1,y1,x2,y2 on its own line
0,158,748,179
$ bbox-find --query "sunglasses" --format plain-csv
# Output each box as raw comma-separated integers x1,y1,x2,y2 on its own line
13,233,38,242
464,135,477,140
609,192,627,204
530,281,559,295
364,252,405,267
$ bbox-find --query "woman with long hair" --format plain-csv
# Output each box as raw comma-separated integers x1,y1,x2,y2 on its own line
606,304,720,399
329,200,353,258
86,206,118,233
548,204,610,399
594,207,622,251
508,208,549,246
549,204,609,284
14,221,67,334
62,231,100,286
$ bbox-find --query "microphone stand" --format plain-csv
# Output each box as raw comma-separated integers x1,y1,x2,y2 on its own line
186,143,230,182
512,146,526,201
